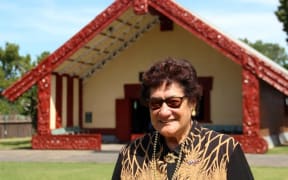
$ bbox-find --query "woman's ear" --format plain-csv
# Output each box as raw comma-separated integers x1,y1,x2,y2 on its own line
191,101,197,117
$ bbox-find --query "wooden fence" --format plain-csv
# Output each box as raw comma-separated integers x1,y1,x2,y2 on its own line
0,115,34,138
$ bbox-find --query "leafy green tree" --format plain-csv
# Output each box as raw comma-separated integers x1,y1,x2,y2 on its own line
0,43,31,90
241,39,288,69
275,0,288,43
0,42,49,127
0,42,33,114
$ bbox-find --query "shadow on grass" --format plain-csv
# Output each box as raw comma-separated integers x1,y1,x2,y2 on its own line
0,138,32,149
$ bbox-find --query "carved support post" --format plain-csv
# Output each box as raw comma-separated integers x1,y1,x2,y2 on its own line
242,69,260,136
37,74,51,135
237,69,267,153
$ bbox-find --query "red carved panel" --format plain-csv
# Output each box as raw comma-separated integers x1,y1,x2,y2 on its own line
242,69,260,136
32,134,102,150
243,53,288,95
37,75,51,135
233,135,267,154
133,0,148,15
240,69,268,153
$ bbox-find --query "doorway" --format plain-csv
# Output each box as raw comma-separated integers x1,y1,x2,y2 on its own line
116,84,151,141
131,99,152,134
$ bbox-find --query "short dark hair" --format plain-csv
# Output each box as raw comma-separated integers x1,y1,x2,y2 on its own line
141,57,202,104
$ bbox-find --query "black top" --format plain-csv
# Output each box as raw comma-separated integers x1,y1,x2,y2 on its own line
112,121,254,180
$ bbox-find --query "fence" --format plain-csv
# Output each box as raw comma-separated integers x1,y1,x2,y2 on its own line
0,115,34,138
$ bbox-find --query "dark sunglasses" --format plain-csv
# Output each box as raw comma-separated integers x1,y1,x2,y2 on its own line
148,96,186,110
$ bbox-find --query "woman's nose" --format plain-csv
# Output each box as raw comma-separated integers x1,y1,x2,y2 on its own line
157,103,172,117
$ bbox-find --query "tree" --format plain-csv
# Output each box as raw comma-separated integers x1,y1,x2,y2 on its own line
0,43,32,90
0,42,49,125
275,0,288,43
0,42,33,114
241,38,288,69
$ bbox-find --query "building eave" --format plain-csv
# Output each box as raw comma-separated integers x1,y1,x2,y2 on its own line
2,0,288,101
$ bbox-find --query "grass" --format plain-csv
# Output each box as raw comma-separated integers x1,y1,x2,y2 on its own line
0,162,113,180
0,137,287,179
0,162,287,180
251,167,288,180
0,137,32,149
267,145,288,154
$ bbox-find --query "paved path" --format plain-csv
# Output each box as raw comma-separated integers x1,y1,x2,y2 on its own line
0,144,124,164
0,144,288,167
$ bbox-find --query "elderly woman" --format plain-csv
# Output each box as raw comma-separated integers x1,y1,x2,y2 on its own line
112,57,253,180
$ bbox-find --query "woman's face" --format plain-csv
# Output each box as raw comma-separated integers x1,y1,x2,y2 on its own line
149,81,194,140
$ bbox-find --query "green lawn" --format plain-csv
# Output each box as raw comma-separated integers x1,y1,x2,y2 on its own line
0,137,31,149
0,138,287,179
252,167,288,180
0,162,287,180
267,145,288,154
0,162,113,180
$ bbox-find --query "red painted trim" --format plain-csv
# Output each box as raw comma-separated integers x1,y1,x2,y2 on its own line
37,74,51,135
79,78,83,128
55,74,62,128
66,76,74,127
239,69,268,153
133,0,149,15
233,134,267,153
32,134,102,150
242,69,260,136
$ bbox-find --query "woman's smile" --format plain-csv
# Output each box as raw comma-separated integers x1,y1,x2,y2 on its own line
158,119,177,124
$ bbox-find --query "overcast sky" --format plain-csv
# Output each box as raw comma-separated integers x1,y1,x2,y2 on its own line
0,0,286,59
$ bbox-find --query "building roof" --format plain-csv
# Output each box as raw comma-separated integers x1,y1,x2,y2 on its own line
3,0,288,101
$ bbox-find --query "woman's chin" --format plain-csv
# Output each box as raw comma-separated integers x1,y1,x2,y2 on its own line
158,126,178,137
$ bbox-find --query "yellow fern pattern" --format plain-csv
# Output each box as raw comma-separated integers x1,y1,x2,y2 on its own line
119,122,238,180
